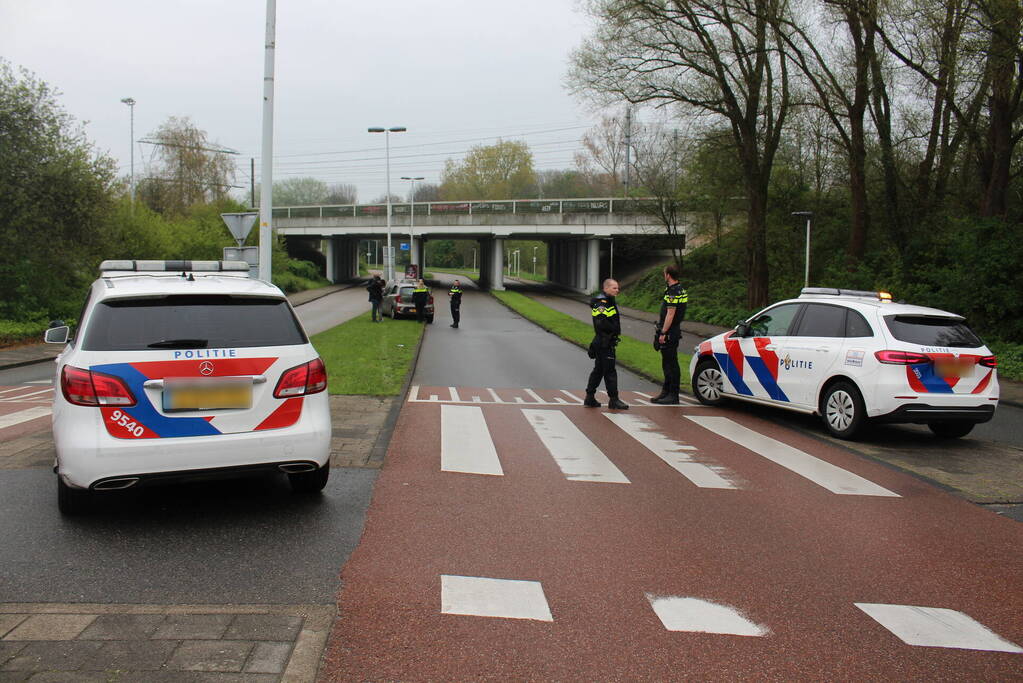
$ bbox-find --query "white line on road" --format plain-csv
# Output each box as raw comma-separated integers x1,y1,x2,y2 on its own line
647,594,770,637
855,603,1023,653
448,387,461,402
686,416,900,497
441,575,553,622
441,405,503,476
524,388,544,403
561,390,583,404
604,413,741,489
522,409,630,484
2,388,54,401
0,406,52,429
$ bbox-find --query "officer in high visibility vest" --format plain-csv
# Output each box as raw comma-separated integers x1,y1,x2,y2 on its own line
412,279,430,323
448,280,463,328
652,264,688,404
584,278,628,410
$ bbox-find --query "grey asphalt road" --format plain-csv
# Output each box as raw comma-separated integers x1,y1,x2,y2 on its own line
419,273,659,392
0,288,378,605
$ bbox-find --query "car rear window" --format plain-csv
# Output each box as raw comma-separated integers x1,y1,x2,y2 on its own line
82,295,307,351
399,287,415,297
883,315,982,348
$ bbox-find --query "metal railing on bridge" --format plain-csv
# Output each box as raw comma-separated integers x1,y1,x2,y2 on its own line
271,197,661,220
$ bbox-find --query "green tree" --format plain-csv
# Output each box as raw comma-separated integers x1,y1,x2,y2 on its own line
440,140,537,200
0,61,117,320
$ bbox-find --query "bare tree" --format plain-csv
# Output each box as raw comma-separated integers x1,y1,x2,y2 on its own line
137,116,236,214
575,115,628,193
570,0,794,308
324,183,358,204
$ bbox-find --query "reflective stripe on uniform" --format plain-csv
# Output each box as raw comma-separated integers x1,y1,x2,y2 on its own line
664,292,688,304
591,306,618,317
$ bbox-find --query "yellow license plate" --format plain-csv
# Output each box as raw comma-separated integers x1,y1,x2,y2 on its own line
163,383,251,411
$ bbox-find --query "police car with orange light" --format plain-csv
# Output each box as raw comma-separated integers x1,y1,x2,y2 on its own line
689,288,998,439
44,260,331,514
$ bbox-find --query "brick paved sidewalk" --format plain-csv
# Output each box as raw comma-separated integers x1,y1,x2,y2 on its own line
0,604,332,682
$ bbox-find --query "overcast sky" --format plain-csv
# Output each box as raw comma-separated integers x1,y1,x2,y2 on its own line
1,0,613,203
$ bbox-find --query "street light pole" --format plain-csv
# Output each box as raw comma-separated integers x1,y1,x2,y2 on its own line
792,211,813,288
472,247,476,272
369,126,407,282
120,97,135,209
532,245,538,275
401,175,424,277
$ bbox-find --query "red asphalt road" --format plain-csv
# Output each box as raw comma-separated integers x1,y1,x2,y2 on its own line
322,387,1023,681
0,385,53,441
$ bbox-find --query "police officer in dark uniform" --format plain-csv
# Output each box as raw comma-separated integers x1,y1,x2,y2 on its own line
412,279,430,323
652,264,688,404
584,278,628,410
448,279,462,328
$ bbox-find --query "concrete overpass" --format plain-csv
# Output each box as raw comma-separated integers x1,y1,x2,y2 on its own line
273,198,687,292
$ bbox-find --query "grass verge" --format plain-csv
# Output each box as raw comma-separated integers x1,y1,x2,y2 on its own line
310,311,424,395
491,290,692,388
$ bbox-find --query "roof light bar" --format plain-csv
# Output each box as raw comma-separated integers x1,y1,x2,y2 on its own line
99,260,250,274
799,287,893,301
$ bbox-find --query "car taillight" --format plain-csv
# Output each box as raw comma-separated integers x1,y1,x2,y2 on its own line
274,358,328,398
61,365,136,407
428,295,434,304
874,350,931,365
978,355,997,368
395,294,402,304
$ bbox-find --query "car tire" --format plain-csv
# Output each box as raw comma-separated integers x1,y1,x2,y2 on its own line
57,477,91,515
289,462,329,493
927,421,975,438
693,360,727,406
426,316,434,324
820,381,866,439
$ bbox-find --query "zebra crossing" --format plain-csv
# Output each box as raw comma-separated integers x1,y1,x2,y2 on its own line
427,388,898,497
0,384,54,434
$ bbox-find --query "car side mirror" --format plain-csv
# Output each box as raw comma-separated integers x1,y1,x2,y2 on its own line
735,321,750,337
44,325,70,344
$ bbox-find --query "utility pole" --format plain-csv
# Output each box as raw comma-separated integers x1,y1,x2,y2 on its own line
250,158,255,208
258,0,277,282
120,98,135,211
623,107,632,197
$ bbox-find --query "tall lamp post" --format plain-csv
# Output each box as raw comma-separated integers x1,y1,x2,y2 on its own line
120,97,136,208
792,211,813,288
369,126,407,282
401,175,424,276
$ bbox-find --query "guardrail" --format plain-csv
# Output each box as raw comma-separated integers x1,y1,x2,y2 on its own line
271,197,662,220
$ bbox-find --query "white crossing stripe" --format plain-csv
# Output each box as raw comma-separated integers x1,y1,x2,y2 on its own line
855,603,1023,653
441,575,553,622
2,388,54,401
0,406,52,429
686,416,899,497
441,405,503,476
521,409,630,484
604,413,741,489
647,594,770,637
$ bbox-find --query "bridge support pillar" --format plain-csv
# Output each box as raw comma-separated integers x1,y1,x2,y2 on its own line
586,238,600,294
489,237,505,290
324,238,335,283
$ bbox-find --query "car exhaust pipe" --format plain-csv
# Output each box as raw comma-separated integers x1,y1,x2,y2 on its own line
279,463,317,474
93,477,140,491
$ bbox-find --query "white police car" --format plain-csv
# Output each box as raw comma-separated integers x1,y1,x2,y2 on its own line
44,260,331,514
689,288,999,439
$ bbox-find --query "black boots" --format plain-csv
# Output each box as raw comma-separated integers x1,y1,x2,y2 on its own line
585,394,629,409
651,394,680,405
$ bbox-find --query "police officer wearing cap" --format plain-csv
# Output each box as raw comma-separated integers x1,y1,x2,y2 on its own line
448,279,463,328
584,278,628,410
652,264,688,404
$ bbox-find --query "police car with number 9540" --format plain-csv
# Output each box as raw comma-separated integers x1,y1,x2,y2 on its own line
44,260,331,514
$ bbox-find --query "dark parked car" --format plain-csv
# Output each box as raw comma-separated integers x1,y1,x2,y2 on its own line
381,280,434,323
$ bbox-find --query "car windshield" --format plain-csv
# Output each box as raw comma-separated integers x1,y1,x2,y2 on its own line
883,315,982,348
81,295,307,351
